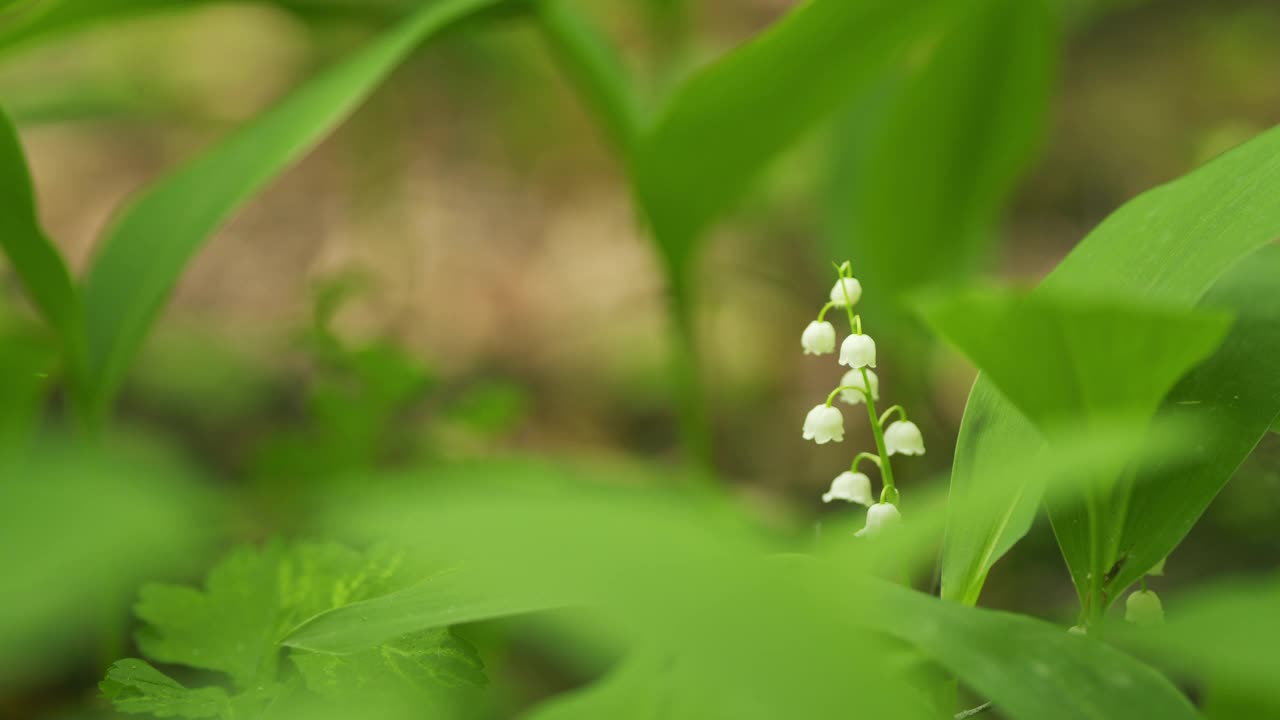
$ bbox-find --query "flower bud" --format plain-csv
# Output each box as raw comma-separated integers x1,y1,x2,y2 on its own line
839,333,876,368
801,320,837,356
1125,590,1164,627
1147,557,1166,577
822,471,872,505
829,277,863,307
839,368,879,405
884,420,925,456
855,502,901,538
802,405,845,444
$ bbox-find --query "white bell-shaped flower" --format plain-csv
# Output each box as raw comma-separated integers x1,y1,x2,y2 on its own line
802,405,844,444
801,321,836,356
839,368,879,405
829,277,863,307
854,502,901,538
839,333,876,368
1124,590,1164,627
822,471,872,505
884,420,925,456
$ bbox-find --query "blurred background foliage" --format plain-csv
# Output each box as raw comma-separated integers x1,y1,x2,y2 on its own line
1,0,1279,717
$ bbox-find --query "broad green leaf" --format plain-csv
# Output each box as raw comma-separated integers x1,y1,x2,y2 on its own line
290,628,486,695
632,0,945,280
283,567,566,654
0,1,408,54
940,122,1280,605
919,287,1230,430
0,107,84,378
1113,575,1280,708
100,659,230,719
317,470,1194,719
829,0,1056,297
871,582,1199,720
1096,245,1280,597
78,0,499,417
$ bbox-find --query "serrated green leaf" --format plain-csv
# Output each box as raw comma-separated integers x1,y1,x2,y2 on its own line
940,122,1280,606
78,0,499,418
100,659,230,718
829,0,1056,297
291,628,485,698
0,107,85,382
134,541,415,691
632,0,945,279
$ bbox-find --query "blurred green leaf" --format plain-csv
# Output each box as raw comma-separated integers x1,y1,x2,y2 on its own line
78,0,499,418
830,0,1057,297
1094,245,1280,598
872,582,1199,720
0,106,85,382
632,0,945,281
315,469,1196,719
940,122,1280,606
919,287,1230,430
291,628,486,695
100,659,230,718
1114,575,1280,708
0,438,219,691
283,567,565,654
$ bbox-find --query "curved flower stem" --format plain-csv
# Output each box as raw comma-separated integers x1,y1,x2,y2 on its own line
879,404,906,426
816,300,836,322
850,452,881,472
825,384,868,407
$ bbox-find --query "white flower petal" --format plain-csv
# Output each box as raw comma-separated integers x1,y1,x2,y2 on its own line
839,334,876,368
884,420,925,456
822,471,872,505
802,405,845,444
801,321,837,356
857,502,901,538
829,277,863,307
839,368,879,405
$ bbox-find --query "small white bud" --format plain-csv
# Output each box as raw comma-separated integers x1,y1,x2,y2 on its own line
839,368,879,405
801,321,837,356
839,334,876,368
854,502,901,538
1124,590,1164,627
884,420,925,456
802,405,845,444
822,471,872,505
1147,557,1166,577
1067,625,1087,636
829,277,863,307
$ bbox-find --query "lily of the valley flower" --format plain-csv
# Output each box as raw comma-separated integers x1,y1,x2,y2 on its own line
829,277,862,307
822,471,872,505
884,420,925,456
839,333,876,368
839,368,879,405
854,502,901,538
803,405,845,444
801,320,837,355
1124,589,1165,627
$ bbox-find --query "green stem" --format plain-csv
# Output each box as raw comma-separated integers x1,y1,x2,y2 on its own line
533,0,643,158
879,404,906,426
835,264,895,503
851,451,880,471
825,384,868,407
667,274,714,474
816,301,836,322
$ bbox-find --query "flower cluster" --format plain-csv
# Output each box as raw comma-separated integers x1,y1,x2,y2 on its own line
801,262,924,538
